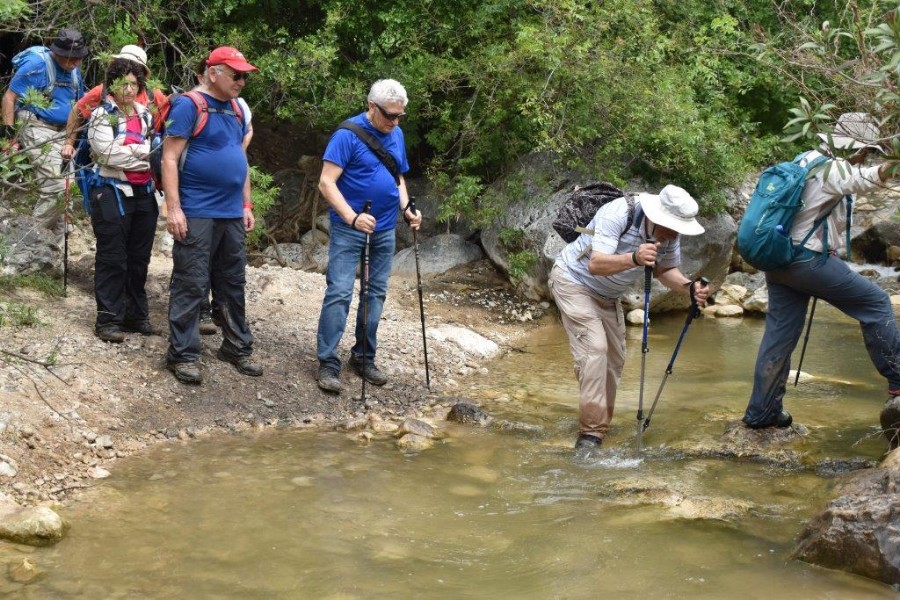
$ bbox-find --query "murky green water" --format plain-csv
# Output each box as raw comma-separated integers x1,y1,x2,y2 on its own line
9,306,897,598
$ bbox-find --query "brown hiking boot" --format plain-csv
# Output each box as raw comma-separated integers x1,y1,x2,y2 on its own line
216,349,263,377
167,361,202,385
199,314,218,335
316,365,343,394
96,325,126,344
348,355,388,386
880,395,900,450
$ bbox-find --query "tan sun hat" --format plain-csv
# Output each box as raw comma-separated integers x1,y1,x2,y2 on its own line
817,112,884,153
112,45,150,77
640,185,704,236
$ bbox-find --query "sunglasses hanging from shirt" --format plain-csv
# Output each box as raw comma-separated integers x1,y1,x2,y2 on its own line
334,121,400,187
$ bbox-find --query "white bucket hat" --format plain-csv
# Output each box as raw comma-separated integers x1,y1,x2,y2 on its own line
112,44,150,77
641,185,704,236
816,112,884,153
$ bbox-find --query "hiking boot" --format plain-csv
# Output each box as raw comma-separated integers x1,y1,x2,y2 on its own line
317,366,343,394
96,325,126,344
348,355,388,386
744,410,793,430
199,314,218,335
216,349,263,377
167,361,202,385
880,395,900,450
574,434,602,459
122,320,158,336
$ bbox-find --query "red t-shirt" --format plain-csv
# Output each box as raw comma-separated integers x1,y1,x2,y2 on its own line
123,114,152,185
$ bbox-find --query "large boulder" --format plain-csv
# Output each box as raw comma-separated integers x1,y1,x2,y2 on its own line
0,215,61,277
481,164,736,306
0,494,67,546
792,448,900,585
852,221,900,265
391,234,484,277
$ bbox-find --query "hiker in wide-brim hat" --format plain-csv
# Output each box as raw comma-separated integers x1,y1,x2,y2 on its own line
742,112,900,448
549,183,709,457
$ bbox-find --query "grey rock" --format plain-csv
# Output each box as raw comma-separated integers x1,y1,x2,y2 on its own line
397,418,438,439
396,433,434,451
446,402,494,427
391,234,484,277
0,502,67,546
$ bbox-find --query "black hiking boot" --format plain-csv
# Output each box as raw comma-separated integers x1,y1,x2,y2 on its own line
216,349,263,377
880,395,900,450
744,410,793,430
199,313,218,335
574,434,602,460
317,365,343,394
348,355,388,386
123,320,159,336
167,361,202,385
95,325,126,344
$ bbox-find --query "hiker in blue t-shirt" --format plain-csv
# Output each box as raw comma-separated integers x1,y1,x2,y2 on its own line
161,46,262,386
315,79,422,394
742,113,900,448
1,29,87,226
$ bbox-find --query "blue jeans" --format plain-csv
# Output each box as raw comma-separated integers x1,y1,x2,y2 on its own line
743,249,900,426
316,223,395,371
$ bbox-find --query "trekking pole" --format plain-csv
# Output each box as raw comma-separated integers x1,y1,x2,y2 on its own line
642,277,709,432
408,197,431,389
62,159,71,295
793,297,817,387
360,200,373,404
635,237,655,452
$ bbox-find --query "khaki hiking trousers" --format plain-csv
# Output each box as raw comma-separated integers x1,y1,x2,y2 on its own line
549,264,626,440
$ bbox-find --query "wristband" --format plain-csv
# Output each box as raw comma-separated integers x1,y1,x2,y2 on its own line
243,202,253,210
351,213,360,230
631,250,639,266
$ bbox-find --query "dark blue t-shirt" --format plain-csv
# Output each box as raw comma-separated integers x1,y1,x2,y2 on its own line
11,50,83,125
323,112,409,233
167,92,247,218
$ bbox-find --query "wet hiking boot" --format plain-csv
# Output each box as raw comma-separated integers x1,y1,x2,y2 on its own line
95,325,126,344
216,349,263,377
317,366,343,394
348,355,388,386
167,361,202,385
199,313,218,336
574,434,602,460
880,395,900,450
744,410,793,430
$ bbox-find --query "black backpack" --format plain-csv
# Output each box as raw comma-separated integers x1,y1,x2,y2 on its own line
552,182,635,243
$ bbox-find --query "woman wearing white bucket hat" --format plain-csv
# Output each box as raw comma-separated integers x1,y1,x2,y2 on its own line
549,183,710,457
62,44,166,161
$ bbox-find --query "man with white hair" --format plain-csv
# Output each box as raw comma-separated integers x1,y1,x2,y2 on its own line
742,113,900,447
315,79,422,394
549,185,709,455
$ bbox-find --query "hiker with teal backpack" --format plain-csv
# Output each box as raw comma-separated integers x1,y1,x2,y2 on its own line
739,113,900,449
1,29,87,228
85,58,157,343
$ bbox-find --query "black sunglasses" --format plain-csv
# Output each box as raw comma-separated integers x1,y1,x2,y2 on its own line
222,69,250,82
374,102,406,122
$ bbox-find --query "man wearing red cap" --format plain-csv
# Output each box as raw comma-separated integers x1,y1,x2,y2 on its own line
161,46,262,385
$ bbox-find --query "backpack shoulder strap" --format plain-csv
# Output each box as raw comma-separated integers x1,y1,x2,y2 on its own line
38,48,56,94
183,90,209,138
336,120,401,186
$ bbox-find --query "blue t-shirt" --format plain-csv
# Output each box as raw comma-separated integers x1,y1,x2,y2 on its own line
167,93,248,218
323,112,409,233
11,50,83,125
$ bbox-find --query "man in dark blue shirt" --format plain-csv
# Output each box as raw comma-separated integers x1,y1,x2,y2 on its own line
161,46,262,385
2,29,87,226
316,79,422,393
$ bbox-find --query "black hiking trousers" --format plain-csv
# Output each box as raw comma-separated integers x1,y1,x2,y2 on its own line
90,183,158,329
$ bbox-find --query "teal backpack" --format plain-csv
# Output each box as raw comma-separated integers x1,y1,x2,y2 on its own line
737,152,848,271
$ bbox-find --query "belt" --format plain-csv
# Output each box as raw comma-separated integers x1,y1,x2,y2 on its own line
20,111,65,131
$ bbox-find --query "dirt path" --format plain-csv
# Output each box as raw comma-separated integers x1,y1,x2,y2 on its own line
0,224,549,505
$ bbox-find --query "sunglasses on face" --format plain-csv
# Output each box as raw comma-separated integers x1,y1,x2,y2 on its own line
222,70,250,82
374,102,406,122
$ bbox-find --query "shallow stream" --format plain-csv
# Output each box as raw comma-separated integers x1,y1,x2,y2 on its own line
10,305,898,597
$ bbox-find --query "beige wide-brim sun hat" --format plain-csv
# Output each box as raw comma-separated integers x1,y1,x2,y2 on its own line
816,112,884,153
112,45,150,77
640,185,704,236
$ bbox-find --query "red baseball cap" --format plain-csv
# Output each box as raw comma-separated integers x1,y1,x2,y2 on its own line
206,46,259,72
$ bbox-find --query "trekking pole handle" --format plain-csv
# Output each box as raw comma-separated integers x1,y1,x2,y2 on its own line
408,196,418,217
363,200,372,214
689,277,709,318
